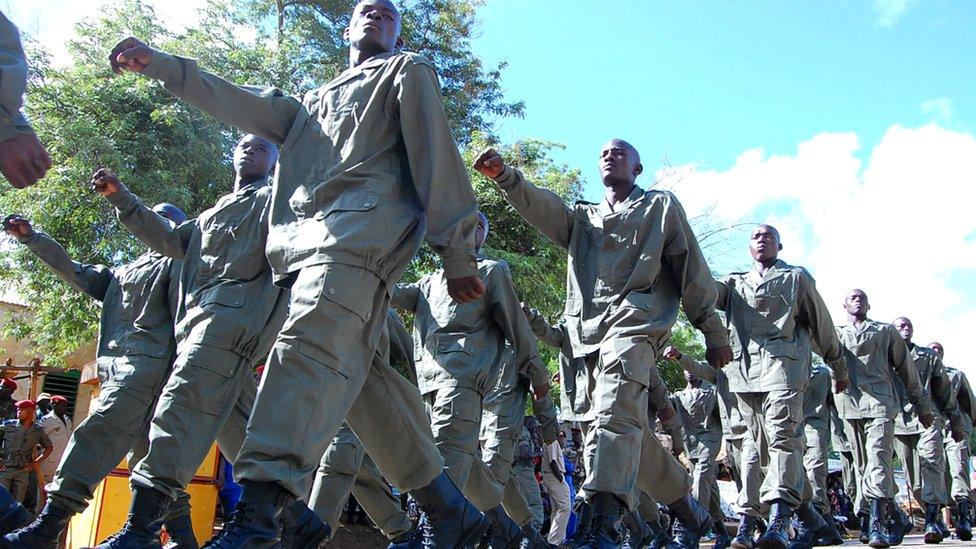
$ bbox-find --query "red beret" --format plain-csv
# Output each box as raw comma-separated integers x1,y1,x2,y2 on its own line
0,378,17,391
15,399,36,409
50,395,68,404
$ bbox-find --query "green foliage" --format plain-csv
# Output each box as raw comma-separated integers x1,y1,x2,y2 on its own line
0,0,528,364
659,314,707,391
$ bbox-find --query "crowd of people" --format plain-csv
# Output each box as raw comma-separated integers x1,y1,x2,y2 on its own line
0,1,973,548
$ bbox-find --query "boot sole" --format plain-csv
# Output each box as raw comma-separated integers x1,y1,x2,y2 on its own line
457,516,491,548
956,529,973,542
922,533,942,544
755,538,787,549
867,541,890,549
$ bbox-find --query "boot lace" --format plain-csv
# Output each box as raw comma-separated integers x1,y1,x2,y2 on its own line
201,504,256,548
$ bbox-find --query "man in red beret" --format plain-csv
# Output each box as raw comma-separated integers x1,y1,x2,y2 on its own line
0,400,53,503
0,379,17,421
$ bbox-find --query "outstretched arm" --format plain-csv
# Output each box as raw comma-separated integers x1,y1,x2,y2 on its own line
109,37,300,145
92,169,194,259
4,215,112,301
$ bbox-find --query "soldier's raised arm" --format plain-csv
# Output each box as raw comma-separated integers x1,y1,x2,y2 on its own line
660,193,730,365
887,326,933,424
4,215,112,301
109,37,300,145
664,345,718,385
475,149,575,250
797,274,849,390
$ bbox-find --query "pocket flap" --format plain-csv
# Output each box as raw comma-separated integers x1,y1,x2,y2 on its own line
314,191,379,220
198,285,247,309
622,290,654,310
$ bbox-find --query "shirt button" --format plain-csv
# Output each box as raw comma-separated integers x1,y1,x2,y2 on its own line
328,288,336,295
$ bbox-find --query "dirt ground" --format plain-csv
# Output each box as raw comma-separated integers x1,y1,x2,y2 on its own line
326,523,390,548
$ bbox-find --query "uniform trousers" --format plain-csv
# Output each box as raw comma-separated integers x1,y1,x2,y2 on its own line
804,419,831,516
689,441,723,522
945,433,973,504
894,418,949,507
481,384,534,525
512,464,544,530
543,469,571,544
842,417,895,512
735,390,809,508
727,435,764,517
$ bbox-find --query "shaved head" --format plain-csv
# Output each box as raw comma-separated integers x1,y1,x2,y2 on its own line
599,138,643,188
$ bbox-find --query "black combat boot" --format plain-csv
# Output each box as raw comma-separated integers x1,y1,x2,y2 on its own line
201,481,291,548
730,514,758,549
566,493,625,548
955,499,973,541
278,500,330,549
1,499,73,548
755,500,792,549
787,501,827,549
0,485,31,537
410,471,489,548
859,511,870,544
520,523,550,549
934,506,950,540
667,494,712,549
162,511,198,549
89,486,171,548
713,518,732,549
484,505,523,549
387,524,423,549
867,498,890,549
621,509,668,549
923,503,943,544
887,501,912,546
814,511,844,546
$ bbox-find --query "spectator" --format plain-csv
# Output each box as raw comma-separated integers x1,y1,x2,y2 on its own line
543,430,571,544
37,396,73,483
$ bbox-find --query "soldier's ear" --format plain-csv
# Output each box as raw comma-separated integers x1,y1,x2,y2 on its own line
634,163,643,177
396,37,404,50
343,27,351,41
778,243,783,251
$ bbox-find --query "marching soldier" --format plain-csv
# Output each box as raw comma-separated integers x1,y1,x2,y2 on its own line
833,289,931,548
890,317,964,543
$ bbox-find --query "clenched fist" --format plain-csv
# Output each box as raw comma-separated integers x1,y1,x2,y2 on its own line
473,148,506,180
2,214,33,238
89,168,126,196
109,37,155,74
0,133,51,189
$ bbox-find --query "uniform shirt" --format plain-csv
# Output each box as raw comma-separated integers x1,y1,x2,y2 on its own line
0,12,33,142
394,258,546,396
515,426,538,467
544,441,565,475
19,232,180,381
523,307,592,423
718,260,847,393
676,353,747,440
944,367,976,434
139,50,479,286
672,380,723,458
36,412,72,475
107,180,285,361
833,319,929,420
804,364,832,431
0,420,52,467
493,169,727,371
893,344,960,435
828,398,850,452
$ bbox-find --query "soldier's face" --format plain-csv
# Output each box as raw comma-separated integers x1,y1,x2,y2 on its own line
233,135,277,181
347,0,401,54
749,225,781,263
929,342,944,359
53,401,67,415
17,408,33,423
599,140,642,186
844,290,869,316
894,318,913,341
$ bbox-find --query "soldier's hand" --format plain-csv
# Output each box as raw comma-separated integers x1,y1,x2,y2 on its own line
833,378,849,394
473,148,506,180
918,411,935,429
447,275,485,304
109,37,154,74
0,133,52,189
2,214,33,238
90,168,125,196
663,346,682,361
533,381,551,400
951,423,966,443
705,345,733,369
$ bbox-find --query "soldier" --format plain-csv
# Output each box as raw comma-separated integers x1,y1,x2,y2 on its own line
0,208,202,549
671,367,731,549
83,135,308,548
929,341,975,541
34,395,51,418
0,10,51,189
513,418,545,533
482,139,732,547
392,211,553,547
663,345,765,549
0,401,52,503
890,317,964,543
0,380,16,421
833,289,932,548
714,224,849,549
802,364,844,545
109,1,489,544
829,399,857,508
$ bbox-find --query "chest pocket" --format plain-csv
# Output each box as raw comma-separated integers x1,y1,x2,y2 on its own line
753,294,791,328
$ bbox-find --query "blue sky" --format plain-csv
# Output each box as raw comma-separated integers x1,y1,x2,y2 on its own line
6,0,976,371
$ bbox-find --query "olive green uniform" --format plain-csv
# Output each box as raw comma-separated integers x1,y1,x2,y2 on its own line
803,364,833,516
137,48,478,498
892,344,960,507
675,353,764,518
16,231,191,514
0,11,34,143
394,258,548,512
0,420,51,501
512,426,544,529
834,320,929,512
943,367,975,505
106,181,285,500
673,379,723,521
829,399,857,501
717,260,848,509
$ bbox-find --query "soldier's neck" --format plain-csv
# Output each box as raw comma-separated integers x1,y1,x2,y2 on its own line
754,257,778,276
234,174,266,192
349,45,391,68
849,313,867,325
604,182,635,210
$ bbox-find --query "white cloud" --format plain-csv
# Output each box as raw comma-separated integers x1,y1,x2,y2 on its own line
670,124,976,378
921,97,953,125
873,0,918,27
